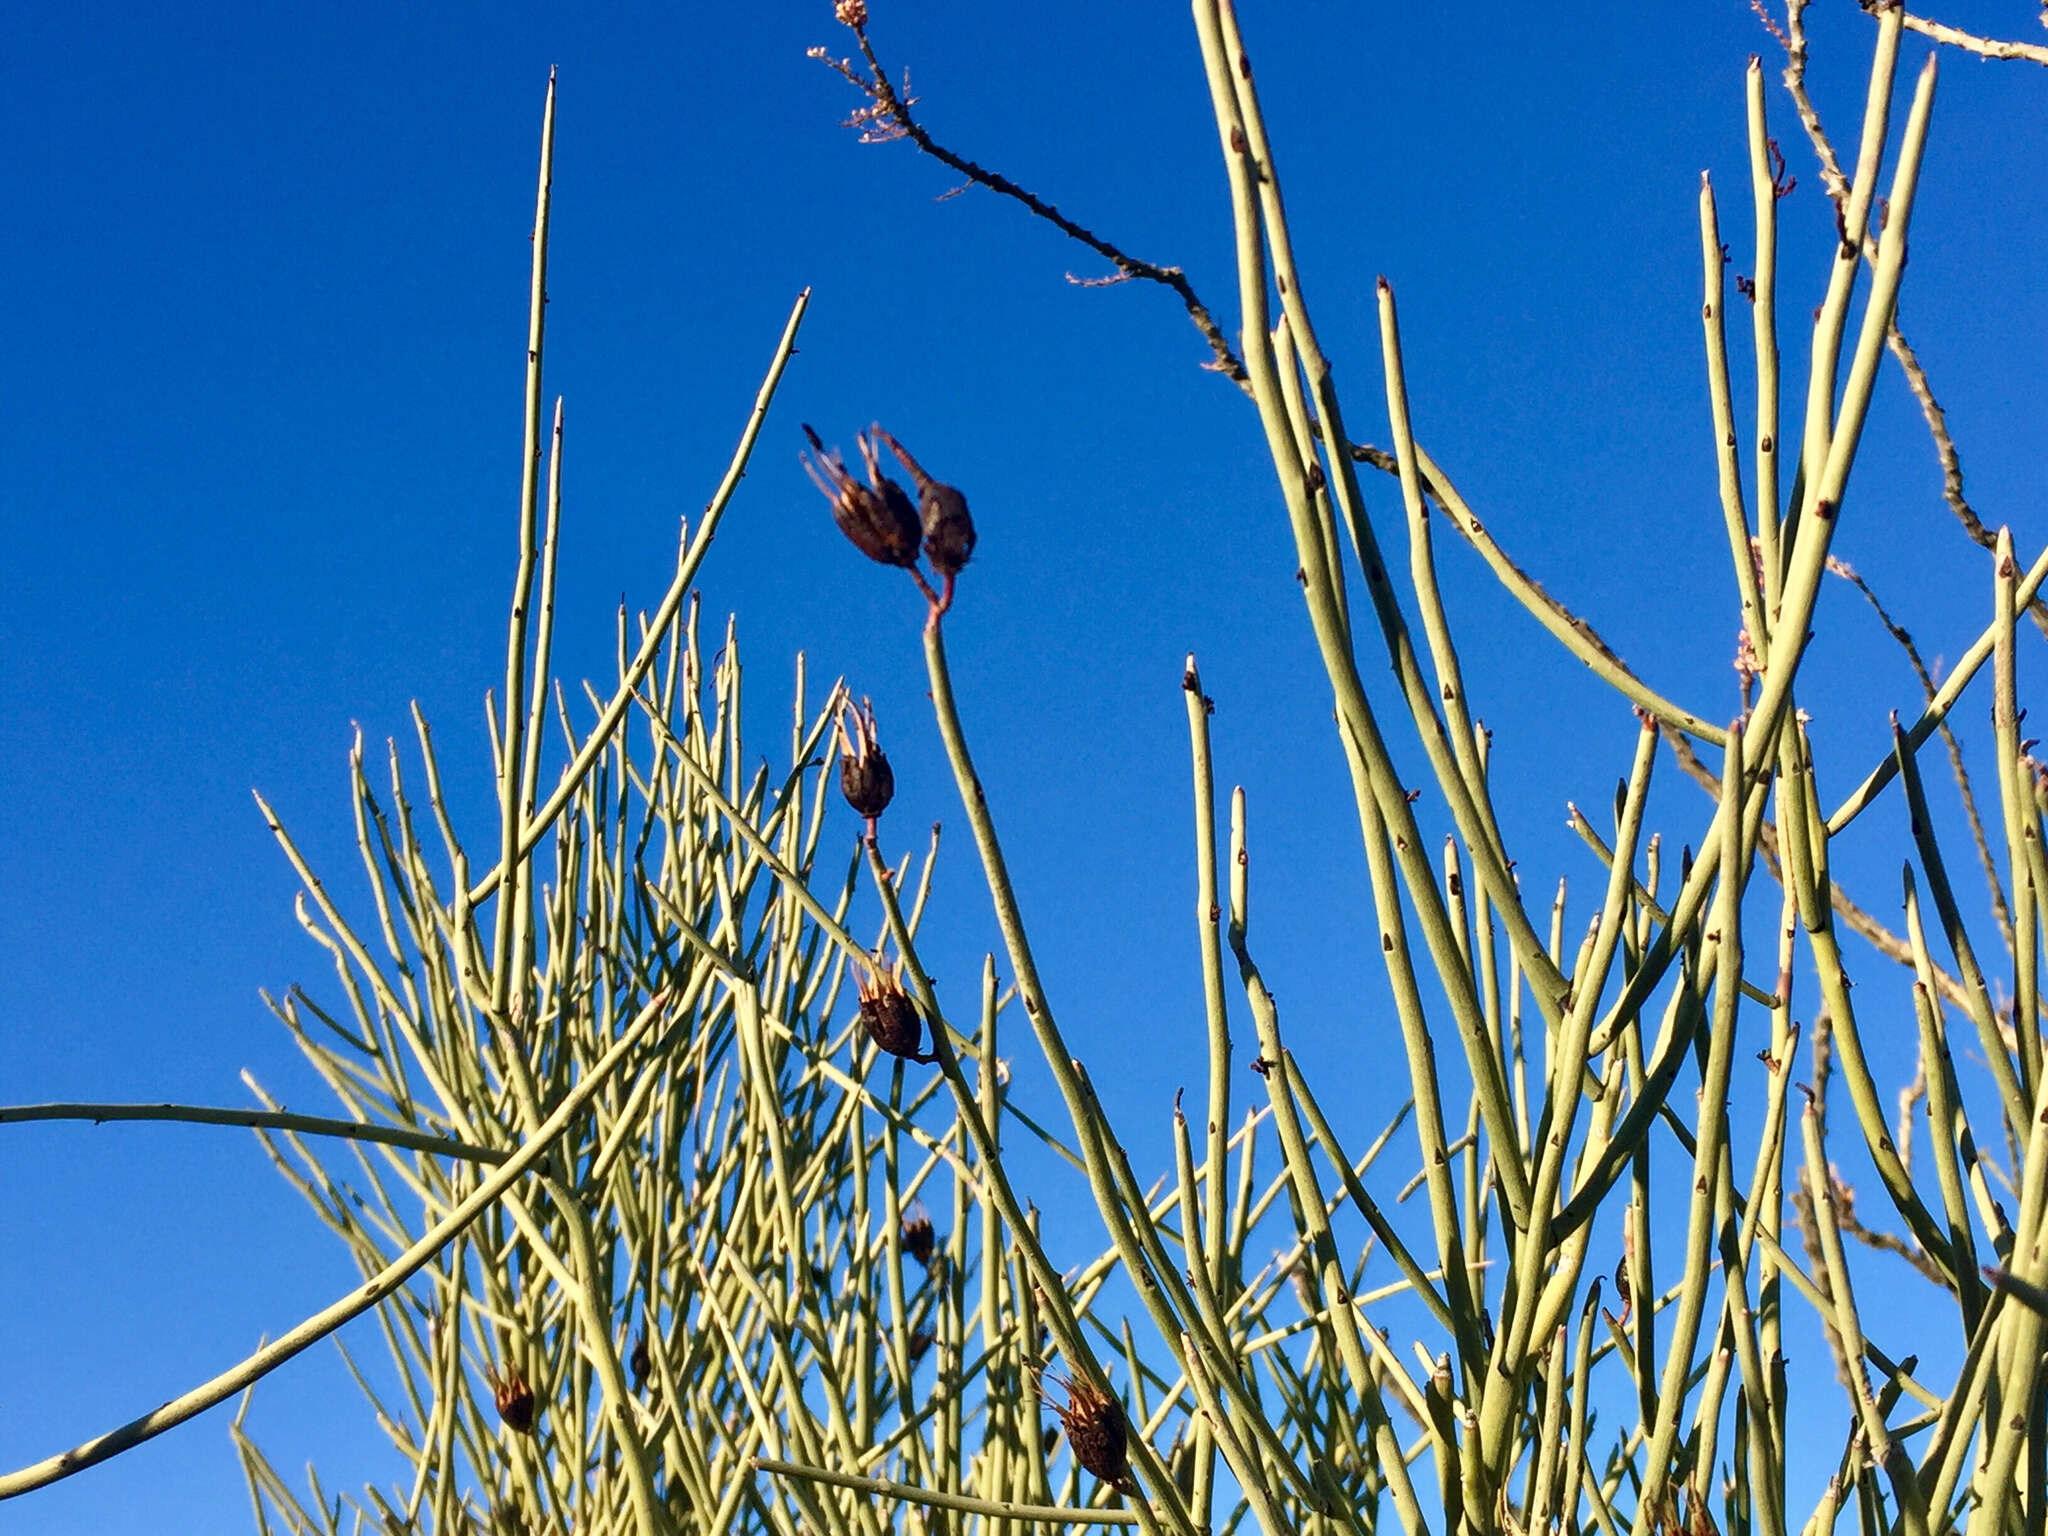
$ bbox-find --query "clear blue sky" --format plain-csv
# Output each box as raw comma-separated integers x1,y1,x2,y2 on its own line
4,1,2045,1529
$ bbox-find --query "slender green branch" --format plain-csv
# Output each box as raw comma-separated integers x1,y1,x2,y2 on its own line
0,1102,507,1165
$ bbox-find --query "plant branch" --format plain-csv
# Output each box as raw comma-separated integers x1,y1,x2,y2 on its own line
0,1101,508,1165
1875,5,2048,66
0,990,677,1500
1827,556,2016,952
755,1456,1142,1525
810,20,1247,384
1659,723,1975,1012
1771,0,2048,637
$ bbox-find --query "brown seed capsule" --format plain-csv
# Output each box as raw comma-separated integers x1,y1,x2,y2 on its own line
878,429,976,592
1043,1371,1134,1493
489,1365,537,1436
858,963,931,1062
630,1334,651,1390
839,697,895,834
901,1205,936,1268
802,424,923,568
907,1327,936,1363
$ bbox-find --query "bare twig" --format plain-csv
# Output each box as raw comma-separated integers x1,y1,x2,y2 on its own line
1826,556,2016,953
810,20,1248,383
1826,1162,1948,1287
1896,1056,1926,1177
1773,0,2048,641
1885,321,2048,638
1344,441,1724,739
1781,1,1852,199
1659,724,1978,1009
1879,6,2048,66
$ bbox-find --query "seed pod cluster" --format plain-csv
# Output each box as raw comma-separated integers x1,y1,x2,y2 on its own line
803,423,976,615
1043,1371,1134,1494
858,962,932,1062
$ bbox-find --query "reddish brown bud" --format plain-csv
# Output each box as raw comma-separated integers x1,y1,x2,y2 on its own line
803,424,923,568
859,962,931,1062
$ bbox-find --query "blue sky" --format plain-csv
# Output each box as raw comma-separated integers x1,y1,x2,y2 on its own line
4,1,2046,1530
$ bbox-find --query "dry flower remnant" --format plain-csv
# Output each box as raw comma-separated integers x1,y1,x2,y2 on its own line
879,429,976,612
1039,1370,1134,1494
900,1203,937,1268
487,1364,537,1437
802,423,924,569
857,957,933,1063
837,695,895,843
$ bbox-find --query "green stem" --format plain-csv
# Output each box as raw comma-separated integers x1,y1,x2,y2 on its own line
0,1101,507,1163
754,1457,1140,1526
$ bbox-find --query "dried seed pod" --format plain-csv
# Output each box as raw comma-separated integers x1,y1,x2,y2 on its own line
630,1334,651,1390
488,1365,537,1436
802,424,922,568
907,1327,935,1363
901,1204,936,1268
858,963,931,1062
1043,1370,1134,1493
839,697,895,834
878,429,976,590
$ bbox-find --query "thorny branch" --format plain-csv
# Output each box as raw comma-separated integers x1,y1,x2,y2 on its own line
810,8,1249,384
